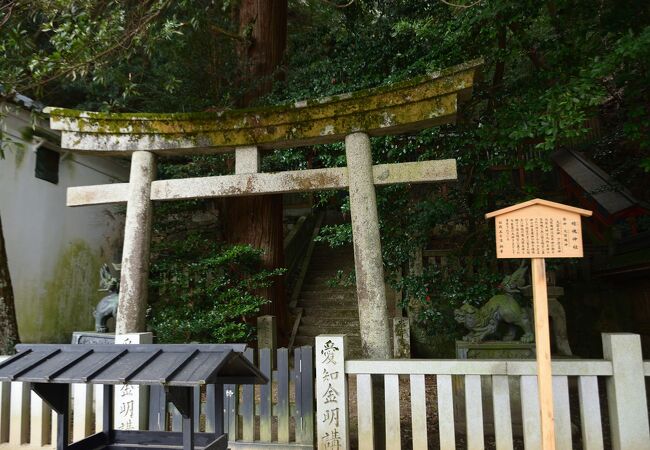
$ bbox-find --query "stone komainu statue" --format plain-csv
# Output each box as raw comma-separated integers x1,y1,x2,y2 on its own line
94,264,119,333
454,294,534,343
454,262,534,343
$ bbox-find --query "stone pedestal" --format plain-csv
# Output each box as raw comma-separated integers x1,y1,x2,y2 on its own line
71,331,115,345
456,340,535,359
454,341,535,437
521,285,573,356
71,331,116,440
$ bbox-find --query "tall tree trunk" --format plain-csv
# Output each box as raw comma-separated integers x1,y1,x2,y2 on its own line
222,0,289,340
0,214,20,354
237,0,288,106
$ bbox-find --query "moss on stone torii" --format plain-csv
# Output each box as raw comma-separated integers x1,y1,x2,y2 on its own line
44,59,482,155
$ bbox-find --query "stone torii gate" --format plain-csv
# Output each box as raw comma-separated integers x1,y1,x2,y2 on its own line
45,59,481,359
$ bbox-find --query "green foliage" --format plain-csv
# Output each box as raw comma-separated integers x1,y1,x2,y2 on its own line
149,239,283,343
315,223,352,248
3,0,649,343
399,261,503,336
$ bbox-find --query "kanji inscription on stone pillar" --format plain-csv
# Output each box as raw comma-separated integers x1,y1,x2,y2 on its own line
114,333,152,430
316,335,349,450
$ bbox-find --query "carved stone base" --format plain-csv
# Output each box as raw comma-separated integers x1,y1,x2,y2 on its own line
455,340,536,359
71,331,116,345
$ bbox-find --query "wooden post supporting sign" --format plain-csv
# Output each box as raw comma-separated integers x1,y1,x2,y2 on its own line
486,199,591,450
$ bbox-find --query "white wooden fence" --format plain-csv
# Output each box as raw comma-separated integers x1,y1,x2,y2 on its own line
316,333,650,450
3,333,650,449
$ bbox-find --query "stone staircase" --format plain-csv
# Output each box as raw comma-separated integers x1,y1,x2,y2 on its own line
293,243,362,357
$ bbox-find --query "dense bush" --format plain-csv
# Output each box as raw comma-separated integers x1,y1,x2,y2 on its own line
149,238,283,343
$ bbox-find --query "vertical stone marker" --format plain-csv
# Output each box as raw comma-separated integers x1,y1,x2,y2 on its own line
485,198,592,450
316,335,349,450
114,332,153,430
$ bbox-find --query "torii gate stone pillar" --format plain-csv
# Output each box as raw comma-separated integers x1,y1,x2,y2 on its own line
117,151,156,334
45,59,481,358
345,132,391,357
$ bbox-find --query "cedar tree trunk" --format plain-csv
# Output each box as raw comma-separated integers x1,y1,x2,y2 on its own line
222,0,289,339
0,214,20,354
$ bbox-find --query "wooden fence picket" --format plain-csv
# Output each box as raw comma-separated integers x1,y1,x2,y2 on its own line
148,384,167,431
356,373,374,450
9,382,29,446
277,347,290,443
241,348,255,441
30,391,51,447
0,380,9,443
72,383,92,441
384,374,401,450
520,376,542,450
492,375,514,450
409,374,427,450
436,374,456,450
294,346,304,443
465,374,484,450
299,345,314,445
577,376,604,450
552,376,572,450
259,348,272,442
223,383,238,439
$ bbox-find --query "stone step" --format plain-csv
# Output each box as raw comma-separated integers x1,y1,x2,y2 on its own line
308,255,354,262
298,324,360,336
299,287,357,294
305,266,355,274
294,334,362,344
298,303,358,312
301,307,359,318
300,316,359,326
309,253,353,260
308,256,354,262
297,292,357,302
302,270,355,278
298,302,358,311
300,278,355,286
299,292,357,301
293,336,362,358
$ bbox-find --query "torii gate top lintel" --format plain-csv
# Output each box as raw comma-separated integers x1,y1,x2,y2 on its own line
44,59,482,155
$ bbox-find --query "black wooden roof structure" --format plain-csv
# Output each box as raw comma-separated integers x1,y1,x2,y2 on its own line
0,343,267,450
0,343,266,386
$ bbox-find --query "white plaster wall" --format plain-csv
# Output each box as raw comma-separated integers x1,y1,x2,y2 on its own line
0,102,128,342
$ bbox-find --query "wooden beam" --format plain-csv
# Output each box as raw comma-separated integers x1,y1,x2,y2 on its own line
67,159,457,207
531,258,556,450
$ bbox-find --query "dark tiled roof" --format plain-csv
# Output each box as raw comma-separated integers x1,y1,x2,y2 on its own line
0,87,45,112
0,344,266,386
553,149,642,215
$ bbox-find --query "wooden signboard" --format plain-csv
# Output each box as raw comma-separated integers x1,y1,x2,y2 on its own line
486,199,588,259
486,199,591,450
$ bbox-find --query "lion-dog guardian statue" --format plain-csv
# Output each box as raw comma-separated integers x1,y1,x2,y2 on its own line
454,262,534,343
94,263,119,332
